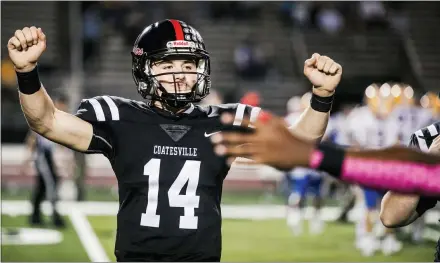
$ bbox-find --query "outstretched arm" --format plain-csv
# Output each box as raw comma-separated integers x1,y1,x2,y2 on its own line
380,131,440,228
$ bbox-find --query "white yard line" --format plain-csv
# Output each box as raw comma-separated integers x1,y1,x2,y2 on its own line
2,200,440,247
2,200,440,222
68,208,110,262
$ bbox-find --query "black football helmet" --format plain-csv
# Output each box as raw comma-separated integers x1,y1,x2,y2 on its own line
131,19,211,109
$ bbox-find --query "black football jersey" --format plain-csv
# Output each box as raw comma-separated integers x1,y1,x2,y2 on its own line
75,95,261,261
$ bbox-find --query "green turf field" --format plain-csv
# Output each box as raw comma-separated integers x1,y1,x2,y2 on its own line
88,216,436,262
2,212,435,262
1,187,341,206
1,215,89,262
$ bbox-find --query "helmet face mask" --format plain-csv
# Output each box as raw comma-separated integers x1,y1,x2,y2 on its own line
131,20,211,110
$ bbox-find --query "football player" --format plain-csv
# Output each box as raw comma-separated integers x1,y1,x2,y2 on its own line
9,20,341,262
380,121,440,261
346,83,403,256
323,102,357,224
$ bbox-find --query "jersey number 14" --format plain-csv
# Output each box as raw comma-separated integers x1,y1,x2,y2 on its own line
140,158,200,229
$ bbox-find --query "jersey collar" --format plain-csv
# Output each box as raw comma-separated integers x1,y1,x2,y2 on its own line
183,103,195,114
150,102,196,119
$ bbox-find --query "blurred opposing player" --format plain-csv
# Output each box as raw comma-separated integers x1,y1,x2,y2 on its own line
9,21,341,261
324,102,356,147
324,102,357,223
348,83,402,256
285,92,325,235
21,95,68,228
391,84,433,144
420,91,440,123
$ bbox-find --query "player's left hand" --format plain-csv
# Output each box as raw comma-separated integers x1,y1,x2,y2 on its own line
304,53,342,97
211,112,315,171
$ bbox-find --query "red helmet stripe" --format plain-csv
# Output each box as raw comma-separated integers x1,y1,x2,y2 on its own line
169,19,184,40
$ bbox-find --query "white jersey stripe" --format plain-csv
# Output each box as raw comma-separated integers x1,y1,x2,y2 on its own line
249,107,261,128
427,124,438,136
233,104,246,126
88,98,106,122
102,96,120,121
415,129,429,151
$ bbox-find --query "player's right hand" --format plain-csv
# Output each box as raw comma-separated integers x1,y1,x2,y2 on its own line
7,26,46,72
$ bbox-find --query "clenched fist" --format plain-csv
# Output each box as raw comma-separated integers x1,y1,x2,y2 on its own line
7,26,46,73
304,53,342,97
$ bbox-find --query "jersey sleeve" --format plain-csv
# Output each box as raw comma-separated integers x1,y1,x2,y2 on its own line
409,122,440,151
230,103,261,128
75,96,120,159
211,103,261,128
416,197,437,216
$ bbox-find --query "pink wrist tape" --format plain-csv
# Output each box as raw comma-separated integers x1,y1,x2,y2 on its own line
310,150,440,196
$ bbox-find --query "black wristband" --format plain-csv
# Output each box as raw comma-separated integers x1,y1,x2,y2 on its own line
16,65,41,95
310,93,334,112
315,143,346,178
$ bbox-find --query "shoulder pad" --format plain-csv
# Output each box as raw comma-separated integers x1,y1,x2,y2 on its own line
75,95,144,122
411,121,440,151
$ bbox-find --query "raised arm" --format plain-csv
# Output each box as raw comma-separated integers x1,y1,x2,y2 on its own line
289,54,342,143
8,26,93,152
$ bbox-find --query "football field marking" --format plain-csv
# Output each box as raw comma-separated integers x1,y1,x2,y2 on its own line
2,200,439,254
2,200,440,222
68,208,110,262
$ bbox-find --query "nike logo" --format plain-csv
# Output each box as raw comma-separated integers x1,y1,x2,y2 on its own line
204,131,221,137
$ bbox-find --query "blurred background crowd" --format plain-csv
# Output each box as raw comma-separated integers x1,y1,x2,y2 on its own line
1,1,440,262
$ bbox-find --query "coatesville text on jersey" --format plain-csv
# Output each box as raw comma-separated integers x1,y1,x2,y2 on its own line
153,145,198,157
